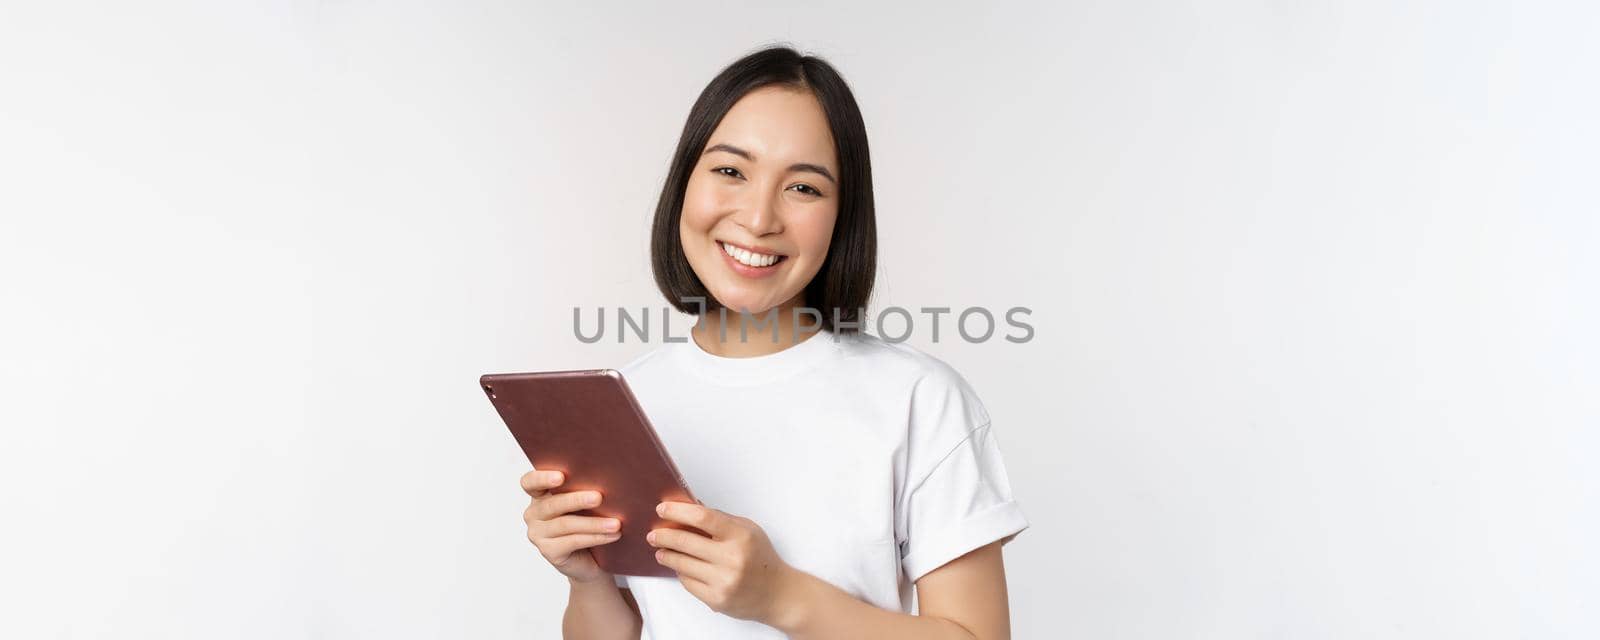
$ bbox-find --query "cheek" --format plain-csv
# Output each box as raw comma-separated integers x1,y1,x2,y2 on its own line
680,177,722,232
796,208,839,260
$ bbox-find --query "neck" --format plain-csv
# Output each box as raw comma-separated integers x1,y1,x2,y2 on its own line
692,301,823,358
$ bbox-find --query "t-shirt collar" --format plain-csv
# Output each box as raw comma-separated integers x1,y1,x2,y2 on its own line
673,326,846,387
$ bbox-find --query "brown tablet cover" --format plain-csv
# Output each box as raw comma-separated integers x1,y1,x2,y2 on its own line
480,369,702,578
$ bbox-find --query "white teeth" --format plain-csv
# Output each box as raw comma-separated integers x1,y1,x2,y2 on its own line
722,242,780,268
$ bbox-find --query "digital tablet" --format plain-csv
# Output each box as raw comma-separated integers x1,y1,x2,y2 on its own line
480,369,701,578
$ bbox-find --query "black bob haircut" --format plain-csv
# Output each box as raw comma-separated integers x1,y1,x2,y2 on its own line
650,45,876,333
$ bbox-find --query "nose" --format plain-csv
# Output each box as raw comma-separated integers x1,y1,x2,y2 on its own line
734,186,784,236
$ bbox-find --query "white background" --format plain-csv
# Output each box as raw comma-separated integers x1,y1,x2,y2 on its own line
2,2,1596,638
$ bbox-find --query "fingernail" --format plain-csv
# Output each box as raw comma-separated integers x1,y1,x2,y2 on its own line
587,493,602,506
646,531,656,544
656,503,667,515
604,519,619,532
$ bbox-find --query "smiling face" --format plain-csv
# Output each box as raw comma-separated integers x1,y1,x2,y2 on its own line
679,85,840,315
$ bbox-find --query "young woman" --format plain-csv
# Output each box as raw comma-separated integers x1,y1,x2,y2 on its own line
518,46,1029,639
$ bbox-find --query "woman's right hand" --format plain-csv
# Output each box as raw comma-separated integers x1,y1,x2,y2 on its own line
520,468,623,584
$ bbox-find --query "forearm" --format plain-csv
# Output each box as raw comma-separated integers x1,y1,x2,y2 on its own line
562,578,641,640
769,570,983,640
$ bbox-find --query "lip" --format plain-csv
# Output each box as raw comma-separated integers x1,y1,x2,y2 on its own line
716,240,787,279
718,239,786,258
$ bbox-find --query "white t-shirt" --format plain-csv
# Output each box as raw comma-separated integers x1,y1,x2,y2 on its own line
612,330,1029,639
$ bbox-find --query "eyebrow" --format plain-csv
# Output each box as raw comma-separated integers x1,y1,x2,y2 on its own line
703,143,837,185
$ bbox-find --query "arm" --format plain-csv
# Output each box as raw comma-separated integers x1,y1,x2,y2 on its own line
562,579,642,640
771,539,1012,640
648,502,1017,639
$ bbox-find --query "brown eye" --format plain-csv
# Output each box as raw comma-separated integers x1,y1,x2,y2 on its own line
714,167,744,179
790,183,823,197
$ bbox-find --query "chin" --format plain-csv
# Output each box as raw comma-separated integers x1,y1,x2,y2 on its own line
707,289,776,315
713,297,768,315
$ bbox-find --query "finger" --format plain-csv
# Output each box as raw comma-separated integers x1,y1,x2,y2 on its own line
654,547,717,583
520,469,564,495
545,514,623,537
675,571,716,604
656,501,729,538
542,531,623,559
647,527,721,563
519,469,565,496
533,490,603,521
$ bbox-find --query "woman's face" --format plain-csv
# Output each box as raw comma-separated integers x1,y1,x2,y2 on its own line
679,85,839,315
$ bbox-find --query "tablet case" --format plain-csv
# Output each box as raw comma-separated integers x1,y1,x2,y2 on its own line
480,369,701,578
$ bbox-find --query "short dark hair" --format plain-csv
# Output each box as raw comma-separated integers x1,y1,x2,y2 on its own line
650,45,876,333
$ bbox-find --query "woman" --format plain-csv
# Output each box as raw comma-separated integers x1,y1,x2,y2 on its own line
519,45,1029,639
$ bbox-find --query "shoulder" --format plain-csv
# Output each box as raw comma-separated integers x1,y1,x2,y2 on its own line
833,333,991,428
617,342,676,378
836,333,981,388
832,332,953,374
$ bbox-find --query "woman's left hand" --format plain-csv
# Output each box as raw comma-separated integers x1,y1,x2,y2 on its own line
648,501,800,624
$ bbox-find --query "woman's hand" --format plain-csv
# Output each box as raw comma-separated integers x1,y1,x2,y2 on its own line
648,501,802,625
520,468,623,585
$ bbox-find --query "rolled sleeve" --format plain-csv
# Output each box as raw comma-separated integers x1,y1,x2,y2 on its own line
897,421,1030,583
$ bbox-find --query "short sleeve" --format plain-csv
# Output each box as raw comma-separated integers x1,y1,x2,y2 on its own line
895,365,1030,583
